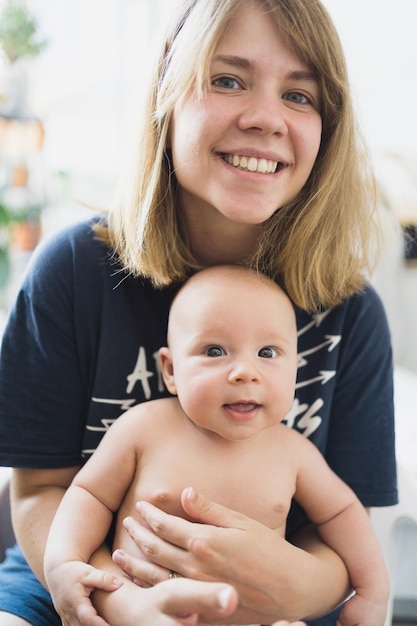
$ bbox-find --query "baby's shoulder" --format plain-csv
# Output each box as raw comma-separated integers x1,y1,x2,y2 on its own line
277,423,317,453
118,397,179,429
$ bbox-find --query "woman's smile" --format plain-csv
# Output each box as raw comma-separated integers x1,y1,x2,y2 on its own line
220,152,287,175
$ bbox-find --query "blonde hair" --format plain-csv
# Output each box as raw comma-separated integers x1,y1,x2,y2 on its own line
98,0,383,312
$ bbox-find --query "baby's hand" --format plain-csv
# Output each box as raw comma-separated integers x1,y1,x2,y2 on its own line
337,591,387,626
46,560,123,626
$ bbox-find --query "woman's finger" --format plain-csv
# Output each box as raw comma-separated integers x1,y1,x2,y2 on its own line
112,548,171,587
134,501,203,551
180,487,251,528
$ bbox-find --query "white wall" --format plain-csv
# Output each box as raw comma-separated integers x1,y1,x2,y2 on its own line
323,1,417,160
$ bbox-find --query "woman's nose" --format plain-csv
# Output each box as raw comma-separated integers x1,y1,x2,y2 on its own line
237,91,289,135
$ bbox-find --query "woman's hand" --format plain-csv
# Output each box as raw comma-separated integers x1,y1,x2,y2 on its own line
113,488,350,624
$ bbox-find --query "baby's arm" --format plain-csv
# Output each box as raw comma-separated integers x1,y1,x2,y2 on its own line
44,408,145,626
293,434,390,626
44,482,124,626
315,498,389,626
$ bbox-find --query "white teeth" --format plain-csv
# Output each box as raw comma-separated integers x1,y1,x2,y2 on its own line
224,154,278,174
247,157,257,172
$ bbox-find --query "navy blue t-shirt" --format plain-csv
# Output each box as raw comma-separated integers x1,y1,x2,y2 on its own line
0,218,398,624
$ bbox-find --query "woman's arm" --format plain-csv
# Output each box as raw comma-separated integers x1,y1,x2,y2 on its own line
288,523,351,619
113,488,351,624
10,466,80,586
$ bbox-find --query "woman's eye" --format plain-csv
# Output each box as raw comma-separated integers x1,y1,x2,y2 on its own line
258,347,277,359
206,346,226,357
211,75,241,90
284,91,311,105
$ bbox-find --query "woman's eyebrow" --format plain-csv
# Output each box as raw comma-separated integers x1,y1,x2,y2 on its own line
212,55,317,83
289,70,318,83
212,54,251,69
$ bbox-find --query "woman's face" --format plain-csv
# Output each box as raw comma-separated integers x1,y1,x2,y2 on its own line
169,0,322,241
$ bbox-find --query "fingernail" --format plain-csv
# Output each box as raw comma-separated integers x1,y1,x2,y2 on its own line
123,516,131,529
184,487,196,501
217,587,233,610
112,549,125,560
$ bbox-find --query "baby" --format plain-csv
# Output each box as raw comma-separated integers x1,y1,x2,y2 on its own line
44,265,389,626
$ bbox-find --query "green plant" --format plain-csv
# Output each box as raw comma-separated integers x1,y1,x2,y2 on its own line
0,202,11,227
0,0,47,64
0,202,10,290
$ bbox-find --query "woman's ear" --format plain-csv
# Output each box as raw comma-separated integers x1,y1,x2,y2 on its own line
159,346,177,395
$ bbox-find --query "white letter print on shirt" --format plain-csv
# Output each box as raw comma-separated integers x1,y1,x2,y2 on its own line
126,346,154,398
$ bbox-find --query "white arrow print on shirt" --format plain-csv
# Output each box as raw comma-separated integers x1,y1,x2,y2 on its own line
85,418,116,435
295,370,336,389
91,397,137,412
297,309,332,337
297,335,341,367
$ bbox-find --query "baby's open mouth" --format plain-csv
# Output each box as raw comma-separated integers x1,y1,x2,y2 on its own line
222,153,285,174
224,402,259,412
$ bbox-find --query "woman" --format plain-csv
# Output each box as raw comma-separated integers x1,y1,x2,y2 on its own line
0,1,397,625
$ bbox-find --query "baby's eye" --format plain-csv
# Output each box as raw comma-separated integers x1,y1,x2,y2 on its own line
206,346,226,357
258,346,278,359
211,75,241,90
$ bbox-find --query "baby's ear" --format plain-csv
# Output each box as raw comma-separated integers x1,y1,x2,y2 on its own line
158,347,177,395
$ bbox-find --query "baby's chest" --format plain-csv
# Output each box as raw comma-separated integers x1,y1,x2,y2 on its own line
128,446,296,531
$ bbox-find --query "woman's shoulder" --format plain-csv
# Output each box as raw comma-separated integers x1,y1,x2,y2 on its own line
295,284,387,336
31,215,111,269
21,215,120,297
335,283,389,338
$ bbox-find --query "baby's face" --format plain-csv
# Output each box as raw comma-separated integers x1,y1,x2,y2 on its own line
164,271,298,442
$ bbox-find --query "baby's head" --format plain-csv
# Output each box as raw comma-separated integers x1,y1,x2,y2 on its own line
167,265,296,344
160,265,298,440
